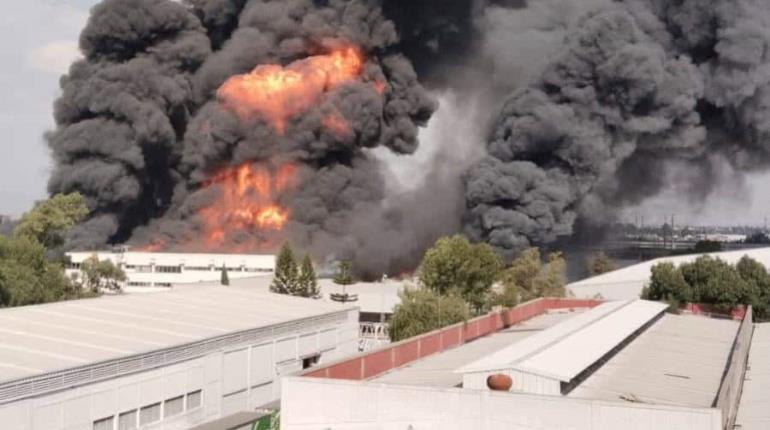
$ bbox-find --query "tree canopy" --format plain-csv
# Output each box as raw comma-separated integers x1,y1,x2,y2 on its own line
642,255,770,319
586,252,617,277
497,248,566,305
388,288,469,342
333,260,355,286
80,255,127,293
297,255,320,298
418,235,502,312
0,235,82,307
13,192,88,249
271,243,299,295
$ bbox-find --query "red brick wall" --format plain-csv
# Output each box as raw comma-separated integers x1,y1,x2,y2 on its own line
302,297,602,381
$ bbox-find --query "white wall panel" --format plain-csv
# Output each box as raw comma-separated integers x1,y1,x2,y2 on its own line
0,402,28,430
63,395,90,428
32,403,60,430
298,333,318,357
90,389,117,422
275,337,297,362
221,390,247,417
281,378,722,430
222,348,248,395
250,343,274,386
249,382,273,409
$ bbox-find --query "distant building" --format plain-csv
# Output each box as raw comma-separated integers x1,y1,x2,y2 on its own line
0,285,359,430
65,251,275,290
280,298,763,430
567,246,770,300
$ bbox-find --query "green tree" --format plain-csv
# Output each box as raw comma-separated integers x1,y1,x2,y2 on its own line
80,255,127,293
333,260,355,286
388,288,469,342
736,256,770,319
418,235,502,312
220,264,230,286
271,243,298,295
297,255,320,298
13,193,88,249
499,248,566,303
642,262,691,310
680,256,743,308
693,240,722,253
587,252,617,276
0,235,80,307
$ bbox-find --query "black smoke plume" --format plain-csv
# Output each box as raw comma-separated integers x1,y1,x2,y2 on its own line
48,0,770,270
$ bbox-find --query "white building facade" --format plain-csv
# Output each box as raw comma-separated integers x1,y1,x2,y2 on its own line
0,287,358,430
65,251,275,289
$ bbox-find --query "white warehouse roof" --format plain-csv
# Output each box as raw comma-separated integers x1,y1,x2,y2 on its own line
735,323,770,429
567,247,770,300
0,285,351,384
458,300,667,382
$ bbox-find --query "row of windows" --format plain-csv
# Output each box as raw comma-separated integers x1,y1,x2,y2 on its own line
155,265,182,273
92,390,202,430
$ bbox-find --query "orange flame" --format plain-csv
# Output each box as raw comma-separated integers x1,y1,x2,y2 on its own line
322,112,351,136
217,47,364,133
198,163,297,248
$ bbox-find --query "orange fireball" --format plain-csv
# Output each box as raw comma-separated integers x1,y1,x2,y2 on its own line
217,47,363,133
198,163,297,248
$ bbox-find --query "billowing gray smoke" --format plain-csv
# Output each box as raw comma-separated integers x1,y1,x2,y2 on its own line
48,0,770,271
464,0,770,257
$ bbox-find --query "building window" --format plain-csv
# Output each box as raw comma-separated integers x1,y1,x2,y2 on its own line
139,402,161,425
187,390,202,410
135,265,153,273
155,282,172,288
185,266,211,271
302,354,321,369
118,410,137,430
93,416,114,430
127,281,151,287
164,395,184,418
156,265,182,273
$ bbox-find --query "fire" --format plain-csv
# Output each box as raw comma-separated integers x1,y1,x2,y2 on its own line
322,112,351,135
217,47,364,133
198,163,298,248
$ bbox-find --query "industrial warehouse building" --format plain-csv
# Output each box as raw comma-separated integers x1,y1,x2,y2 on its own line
280,298,766,430
0,285,358,430
567,246,770,299
65,251,275,290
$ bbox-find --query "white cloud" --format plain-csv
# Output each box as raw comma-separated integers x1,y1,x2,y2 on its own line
26,40,82,74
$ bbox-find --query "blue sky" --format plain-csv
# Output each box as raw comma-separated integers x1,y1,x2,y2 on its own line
0,0,96,216
2,0,769,227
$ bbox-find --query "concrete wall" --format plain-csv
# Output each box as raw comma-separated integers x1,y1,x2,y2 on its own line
463,370,561,395
715,306,754,429
303,298,603,381
281,377,722,430
0,310,358,430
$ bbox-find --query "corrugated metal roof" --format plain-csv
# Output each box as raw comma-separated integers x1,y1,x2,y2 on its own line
371,311,577,387
567,247,770,300
568,314,739,408
457,300,667,382
735,323,770,429
0,285,350,383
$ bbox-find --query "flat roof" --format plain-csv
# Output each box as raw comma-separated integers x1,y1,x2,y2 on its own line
458,300,668,382
188,276,404,315
735,323,770,429
0,285,349,383
567,247,770,300
567,313,739,408
370,311,577,387
67,251,274,264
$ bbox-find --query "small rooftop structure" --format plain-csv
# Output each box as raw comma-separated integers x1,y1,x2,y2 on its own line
457,300,668,395
567,247,770,300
